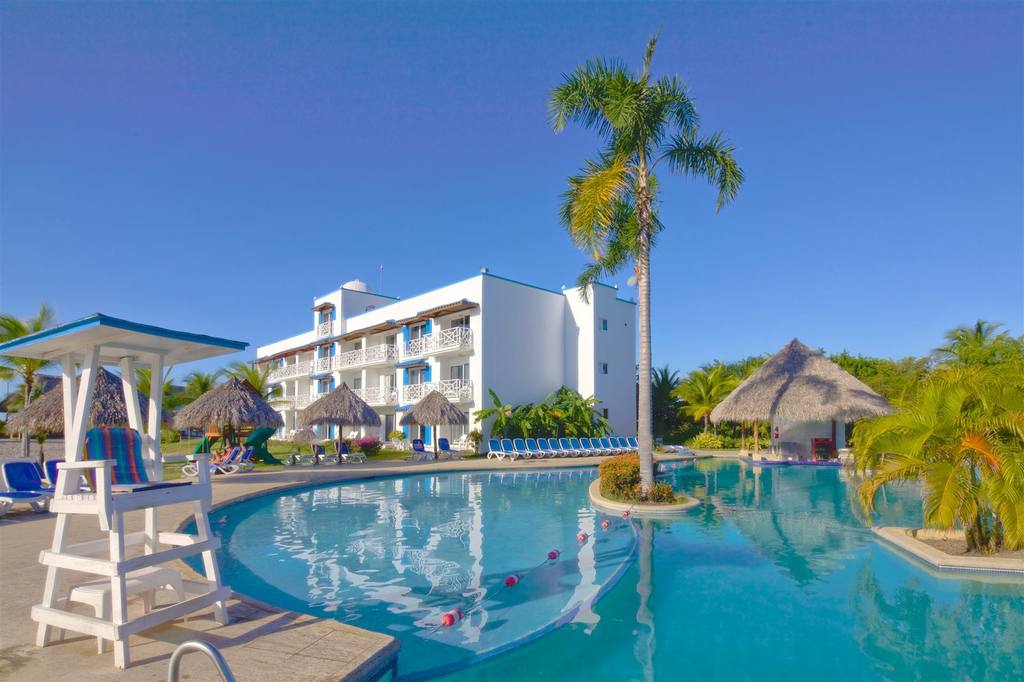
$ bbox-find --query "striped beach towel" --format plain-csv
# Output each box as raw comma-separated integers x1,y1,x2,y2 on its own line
82,427,149,490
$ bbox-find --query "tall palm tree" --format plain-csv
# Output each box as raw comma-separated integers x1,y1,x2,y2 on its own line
550,34,743,490
933,319,1019,367
0,304,56,457
223,361,275,398
674,364,737,433
135,366,184,412
651,366,681,440
182,370,220,403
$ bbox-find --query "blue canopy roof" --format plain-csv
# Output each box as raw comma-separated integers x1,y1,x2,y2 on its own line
0,313,247,366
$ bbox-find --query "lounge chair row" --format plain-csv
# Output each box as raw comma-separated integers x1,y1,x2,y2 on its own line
1,460,58,515
181,446,256,477
487,436,638,461
288,441,367,466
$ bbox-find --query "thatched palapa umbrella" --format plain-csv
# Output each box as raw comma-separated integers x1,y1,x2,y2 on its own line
300,383,381,438
7,367,156,437
174,377,283,458
291,427,319,456
710,339,894,458
400,390,468,456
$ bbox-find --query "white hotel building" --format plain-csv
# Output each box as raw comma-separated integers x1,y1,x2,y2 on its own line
256,270,637,446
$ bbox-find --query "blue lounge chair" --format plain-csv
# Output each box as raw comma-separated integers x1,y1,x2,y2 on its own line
437,438,461,460
615,437,631,451
537,438,560,457
512,438,531,459
568,438,587,457
558,438,578,457
487,438,504,460
589,437,611,454
2,460,53,501
318,443,340,466
410,439,432,462
339,441,367,463
627,436,639,450
525,438,546,458
549,438,569,457
600,437,620,454
44,459,62,486
0,490,48,515
500,439,518,461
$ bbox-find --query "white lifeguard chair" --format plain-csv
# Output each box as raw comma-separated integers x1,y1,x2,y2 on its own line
0,314,248,669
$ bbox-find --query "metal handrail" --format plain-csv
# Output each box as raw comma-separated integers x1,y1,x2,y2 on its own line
167,640,236,682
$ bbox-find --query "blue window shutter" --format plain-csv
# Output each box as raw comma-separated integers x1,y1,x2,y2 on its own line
402,425,409,438
329,344,336,357
424,425,432,445
402,326,410,343
424,365,432,382
424,319,432,334
403,368,409,384
330,378,335,391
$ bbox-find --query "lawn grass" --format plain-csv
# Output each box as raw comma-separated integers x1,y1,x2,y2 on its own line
160,439,484,480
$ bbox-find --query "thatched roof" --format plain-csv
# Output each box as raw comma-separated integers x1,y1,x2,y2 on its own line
173,377,283,429
400,390,468,427
710,339,894,424
300,383,380,427
7,367,157,435
0,375,61,413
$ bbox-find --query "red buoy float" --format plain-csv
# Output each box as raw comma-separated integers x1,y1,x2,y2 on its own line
577,532,588,543
441,609,463,627
622,510,631,518
504,574,520,587
601,519,611,530
547,549,560,560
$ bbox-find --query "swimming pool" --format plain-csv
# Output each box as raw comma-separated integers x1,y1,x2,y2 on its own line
205,460,1024,681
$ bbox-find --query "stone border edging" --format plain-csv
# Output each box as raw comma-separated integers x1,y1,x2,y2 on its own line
588,478,699,516
873,527,1024,581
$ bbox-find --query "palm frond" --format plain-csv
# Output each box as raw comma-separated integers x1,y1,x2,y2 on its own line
663,131,744,211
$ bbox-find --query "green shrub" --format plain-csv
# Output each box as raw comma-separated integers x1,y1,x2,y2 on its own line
646,482,676,503
161,427,181,443
688,432,724,449
468,430,483,453
387,430,404,442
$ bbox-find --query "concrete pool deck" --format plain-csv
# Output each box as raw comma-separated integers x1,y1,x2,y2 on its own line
0,453,670,681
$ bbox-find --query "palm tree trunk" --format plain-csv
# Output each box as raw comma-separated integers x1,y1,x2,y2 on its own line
635,175,655,492
703,415,709,433
20,379,32,459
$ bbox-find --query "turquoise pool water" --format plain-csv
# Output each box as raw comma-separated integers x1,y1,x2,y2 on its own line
205,461,1024,681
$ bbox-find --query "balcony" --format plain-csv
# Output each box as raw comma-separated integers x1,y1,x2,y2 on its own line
401,379,473,404
317,320,333,338
273,394,312,409
268,361,312,383
353,386,399,406
337,343,398,370
403,327,473,358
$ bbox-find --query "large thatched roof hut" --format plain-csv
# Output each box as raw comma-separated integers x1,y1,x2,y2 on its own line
7,367,156,435
173,377,282,431
300,383,380,432
711,339,893,461
400,390,468,455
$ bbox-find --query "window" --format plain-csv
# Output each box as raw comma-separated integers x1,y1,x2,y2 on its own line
353,377,362,390
450,315,470,329
450,362,470,383
385,333,397,347
408,367,426,384
600,362,609,375
600,318,608,331
602,408,609,419
354,340,363,351
384,414,395,436
409,323,427,340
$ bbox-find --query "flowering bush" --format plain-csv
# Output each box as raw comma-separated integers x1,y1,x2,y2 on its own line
352,437,382,456
600,454,681,503
599,454,641,500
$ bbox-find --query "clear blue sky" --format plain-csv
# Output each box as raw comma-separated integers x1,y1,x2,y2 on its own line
2,1,1021,382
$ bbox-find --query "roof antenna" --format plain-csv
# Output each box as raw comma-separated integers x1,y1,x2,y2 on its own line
379,264,384,293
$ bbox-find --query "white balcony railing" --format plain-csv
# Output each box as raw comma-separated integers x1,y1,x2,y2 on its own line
337,344,398,370
273,394,312,409
268,361,312,382
317,320,333,338
353,386,399,406
401,380,473,404
312,356,333,374
403,327,473,358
